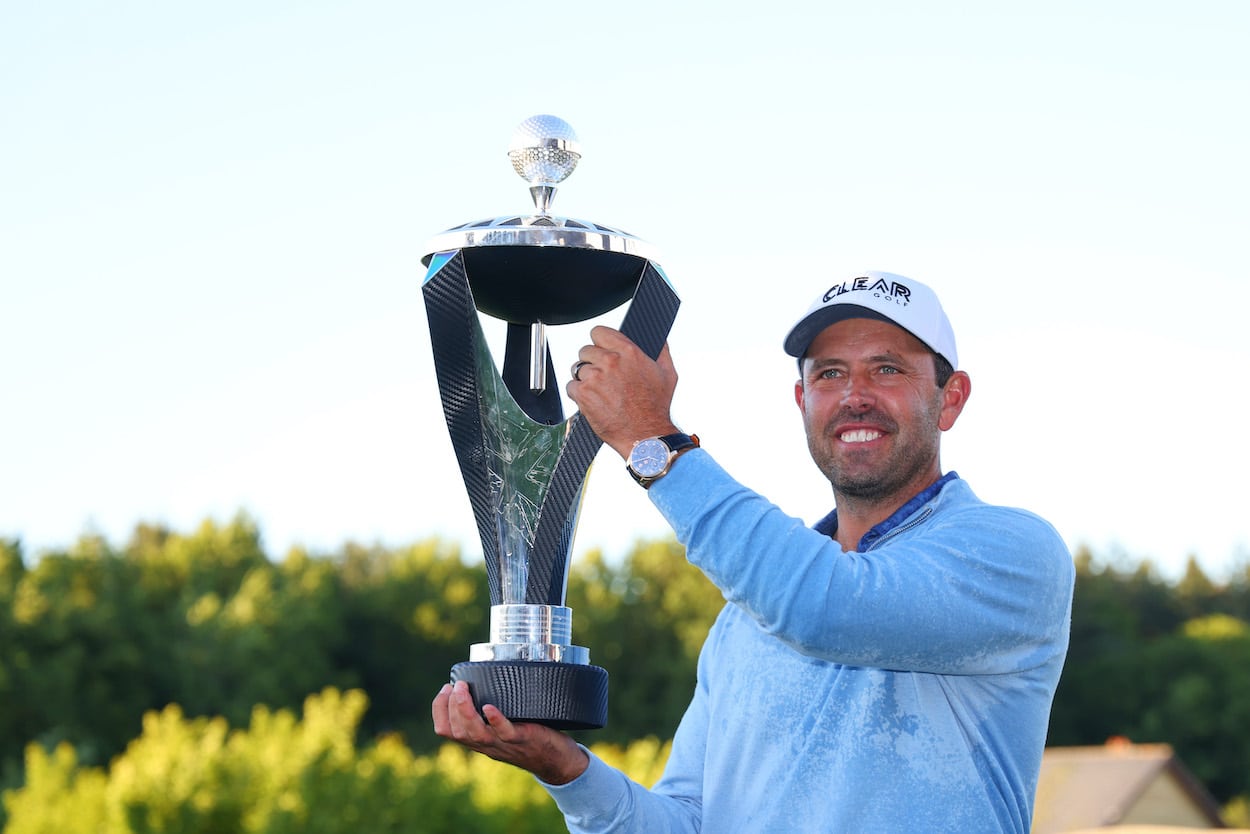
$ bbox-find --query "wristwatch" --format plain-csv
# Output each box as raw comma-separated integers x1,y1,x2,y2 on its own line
626,433,700,489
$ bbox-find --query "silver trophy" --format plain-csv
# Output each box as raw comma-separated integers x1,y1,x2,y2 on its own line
420,116,679,728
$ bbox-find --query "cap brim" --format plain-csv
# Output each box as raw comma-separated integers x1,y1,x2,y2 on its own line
783,304,899,358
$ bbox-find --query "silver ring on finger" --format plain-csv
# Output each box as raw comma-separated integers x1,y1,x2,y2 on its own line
571,360,591,381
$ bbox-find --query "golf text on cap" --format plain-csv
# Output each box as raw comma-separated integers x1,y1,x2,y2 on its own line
822,276,912,305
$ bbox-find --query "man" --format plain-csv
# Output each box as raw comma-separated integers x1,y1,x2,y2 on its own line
433,271,1074,833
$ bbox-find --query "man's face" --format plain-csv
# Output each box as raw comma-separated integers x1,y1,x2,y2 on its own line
794,318,969,504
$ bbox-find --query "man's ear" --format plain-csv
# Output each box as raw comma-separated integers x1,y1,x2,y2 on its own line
938,371,971,431
794,378,806,414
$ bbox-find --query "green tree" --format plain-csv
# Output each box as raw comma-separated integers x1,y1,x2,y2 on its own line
332,539,487,750
1132,615,1250,803
1047,548,1146,745
1048,550,1250,808
1176,555,1220,620
3,515,361,779
4,687,640,833
173,551,355,728
0,538,28,789
10,533,154,764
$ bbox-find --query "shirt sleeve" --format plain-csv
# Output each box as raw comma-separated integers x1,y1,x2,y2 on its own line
649,449,1073,676
541,737,703,834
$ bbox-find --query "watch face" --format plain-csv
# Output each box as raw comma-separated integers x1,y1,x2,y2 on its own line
629,438,670,478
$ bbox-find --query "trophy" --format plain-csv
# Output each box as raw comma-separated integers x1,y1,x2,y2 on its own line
420,115,679,729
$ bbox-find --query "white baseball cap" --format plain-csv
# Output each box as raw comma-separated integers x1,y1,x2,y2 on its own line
783,271,958,368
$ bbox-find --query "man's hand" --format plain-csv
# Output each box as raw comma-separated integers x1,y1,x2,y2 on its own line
566,325,680,459
431,681,590,785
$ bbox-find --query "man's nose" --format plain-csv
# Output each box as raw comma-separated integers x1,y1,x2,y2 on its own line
840,374,875,412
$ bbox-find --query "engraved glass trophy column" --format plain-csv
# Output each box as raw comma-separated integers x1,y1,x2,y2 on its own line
420,116,679,729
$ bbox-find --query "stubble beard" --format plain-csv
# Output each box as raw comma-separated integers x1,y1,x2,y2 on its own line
807,409,943,508
819,437,937,504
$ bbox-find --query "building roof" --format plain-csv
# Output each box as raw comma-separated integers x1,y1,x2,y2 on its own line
1064,829,1244,833
1032,740,1227,833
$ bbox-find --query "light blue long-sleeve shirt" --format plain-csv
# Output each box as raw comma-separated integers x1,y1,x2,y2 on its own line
545,449,1073,833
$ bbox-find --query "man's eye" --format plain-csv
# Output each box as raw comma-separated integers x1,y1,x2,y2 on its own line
878,366,901,375
819,368,842,379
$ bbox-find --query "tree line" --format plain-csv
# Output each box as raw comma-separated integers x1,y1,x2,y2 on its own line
0,516,715,791
3,686,675,833
2,515,1249,825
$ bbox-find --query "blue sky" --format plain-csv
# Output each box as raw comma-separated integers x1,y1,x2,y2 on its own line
3,1,1248,579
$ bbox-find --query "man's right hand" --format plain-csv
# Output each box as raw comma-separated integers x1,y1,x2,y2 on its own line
566,326,680,460
431,681,590,785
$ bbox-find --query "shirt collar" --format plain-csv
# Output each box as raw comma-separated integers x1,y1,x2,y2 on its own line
813,471,960,552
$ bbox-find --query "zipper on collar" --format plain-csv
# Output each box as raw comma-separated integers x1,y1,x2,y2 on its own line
865,506,934,551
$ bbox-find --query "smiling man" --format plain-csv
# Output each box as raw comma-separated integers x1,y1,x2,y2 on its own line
786,276,968,552
433,271,1075,833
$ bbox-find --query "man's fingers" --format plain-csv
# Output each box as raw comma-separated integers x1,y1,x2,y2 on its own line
589,324,630,350
656,343,677,377
431,683,453,737
444,681,492,742
430,683,587,782
445,681,529,748
481,703,519,739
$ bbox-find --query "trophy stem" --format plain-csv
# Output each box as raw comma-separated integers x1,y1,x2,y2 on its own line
529,184,556,214
467,604,588,664
492,603,571,644
529,322,548,393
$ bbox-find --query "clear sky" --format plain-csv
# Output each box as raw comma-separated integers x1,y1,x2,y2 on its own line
3,2,1248,580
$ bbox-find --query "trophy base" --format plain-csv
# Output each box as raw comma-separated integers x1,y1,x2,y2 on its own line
451,660,608,730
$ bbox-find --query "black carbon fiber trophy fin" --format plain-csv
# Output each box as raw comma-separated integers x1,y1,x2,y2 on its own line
421,251,502,604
